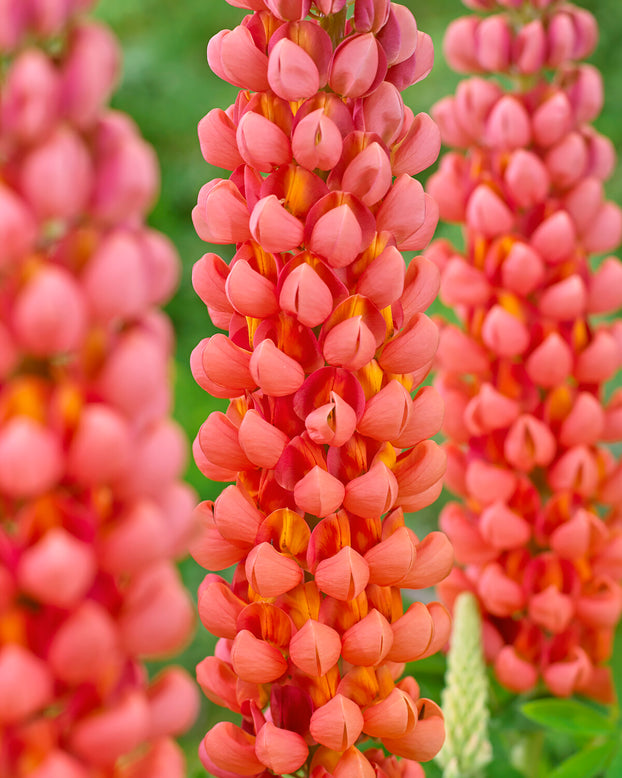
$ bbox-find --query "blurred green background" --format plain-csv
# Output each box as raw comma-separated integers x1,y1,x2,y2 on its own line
92,1,622,774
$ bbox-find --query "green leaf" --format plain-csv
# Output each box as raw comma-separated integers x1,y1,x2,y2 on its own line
605,743,622,778
521,699,615,736
612,619,622,716
486,759,524,778
547,742,615,778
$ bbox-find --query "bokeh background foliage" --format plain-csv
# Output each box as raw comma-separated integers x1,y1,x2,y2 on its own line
93,0,622,774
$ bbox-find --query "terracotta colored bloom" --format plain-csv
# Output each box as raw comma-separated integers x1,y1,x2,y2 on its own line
429,0,622,699
0,3,198,775
192,0,453,774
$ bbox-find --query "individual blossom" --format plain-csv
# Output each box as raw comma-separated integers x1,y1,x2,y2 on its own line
0,2,199,776
191,0,454,775
428,0,622,699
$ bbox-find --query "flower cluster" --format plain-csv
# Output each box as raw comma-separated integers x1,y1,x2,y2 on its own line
429,0,622,698
0,3,198,776
191,0,454,775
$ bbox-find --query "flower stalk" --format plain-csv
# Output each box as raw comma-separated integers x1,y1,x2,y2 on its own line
0,3,198,775
191,0,454,775
430,0,622,700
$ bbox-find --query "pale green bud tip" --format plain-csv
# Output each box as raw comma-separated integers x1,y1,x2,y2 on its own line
436,592,493,778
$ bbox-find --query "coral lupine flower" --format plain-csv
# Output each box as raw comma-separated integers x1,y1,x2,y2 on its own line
192,0,454,775
428,0,622,699
0,3,198,776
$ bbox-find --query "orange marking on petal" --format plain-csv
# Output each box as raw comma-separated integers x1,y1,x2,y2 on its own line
0,609,26,645
277,581,321,627
357,360,384,400
82,327,108,378
472,234,488,271
93,486,114,523
498,291,524,320
237,601,292,648
470,307,486,341
547,386,573,422
246,316,260,347
337,666,380,708
257,508,310,561
3,377,47,424
572,318,589,351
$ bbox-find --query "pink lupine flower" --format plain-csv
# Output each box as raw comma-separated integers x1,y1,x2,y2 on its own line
0,4,198,776
429,0,622,699
192,1,453,775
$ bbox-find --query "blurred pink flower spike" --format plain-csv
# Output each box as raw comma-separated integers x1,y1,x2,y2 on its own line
0,3,198,776
431,0,622,700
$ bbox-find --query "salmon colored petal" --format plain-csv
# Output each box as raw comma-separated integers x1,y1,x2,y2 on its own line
194,180,251,244
365,526,418,586
525,333,573,388
238,110,291,172
213,484,263,547
0,417,62,498
246,542,303,597
292,109,343,171
309,203,365,268
382,698,444,763
379,313,439,375
147,668,199,738
250,195,304,253
315,546,370,600
231,630,287,684
322,316,377,371
198,412,254,472
329,33,384,98
225,259,279,318
189,501,247,569
198,578,246,639
0,645,53,724
387,602,434,663
202,721,265,776
344,461,398,519
334,747,376,778
211,26,269,92
392,112,441,176
393,440,447,503
70,693,150,766
504,414,556,471
363,687,418,739
279,262,334,328
255,722,309,773
477,563,525,617
268,38,320,101
289,619,342,677
342,142,392,206
479,502,531,550
238,409,289,469
358,379,411,441
305,393,358,447
394,386,444,448
494,647,538,693
294,465,345,517
341,608,394,666
198,108,243,169
528,586,574,634
309,694,364,751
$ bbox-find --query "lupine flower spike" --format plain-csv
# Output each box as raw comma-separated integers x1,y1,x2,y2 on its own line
436,592,492,778
429,0,622,699
0,3,199,776
192,0,454,775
